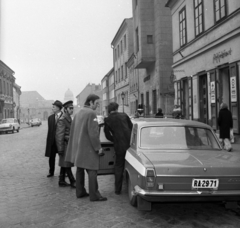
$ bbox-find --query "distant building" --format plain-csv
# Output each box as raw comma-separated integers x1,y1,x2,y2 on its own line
76,83,101,115
64,89,74,103
13,82,21,121
166,0,240,133
0,61,15,121
20,91,54,122
101,68,115,116
111,18,133,115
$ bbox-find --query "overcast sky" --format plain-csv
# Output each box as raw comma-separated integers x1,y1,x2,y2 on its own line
0,0,132,102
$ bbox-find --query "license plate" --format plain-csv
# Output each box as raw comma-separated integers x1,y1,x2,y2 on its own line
192,179,219,189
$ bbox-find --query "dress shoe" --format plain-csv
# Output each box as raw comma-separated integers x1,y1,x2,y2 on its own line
47,173,54,177
70,182,76,188
59,181,70,187
91,196,107,202
77,193,89,198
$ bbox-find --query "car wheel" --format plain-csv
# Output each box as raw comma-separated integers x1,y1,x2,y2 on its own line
17,128,20,133
127,175,137,207
12,128,15,134
31,125,33,127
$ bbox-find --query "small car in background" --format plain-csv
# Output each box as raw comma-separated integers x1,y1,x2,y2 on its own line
30,118,42,127
0,118,20,134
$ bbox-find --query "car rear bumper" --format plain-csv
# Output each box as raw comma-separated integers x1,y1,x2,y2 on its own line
133,185,240,202
0,128,12,132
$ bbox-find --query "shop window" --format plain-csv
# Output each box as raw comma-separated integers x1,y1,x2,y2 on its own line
194,0,204,36
214,0,226,22
179,7,187,47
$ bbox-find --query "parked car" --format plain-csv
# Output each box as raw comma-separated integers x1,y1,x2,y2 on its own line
98,118,240,211
29,118,42,127
0,118,20,134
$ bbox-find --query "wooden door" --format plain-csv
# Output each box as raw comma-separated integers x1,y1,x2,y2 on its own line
199,75,208,124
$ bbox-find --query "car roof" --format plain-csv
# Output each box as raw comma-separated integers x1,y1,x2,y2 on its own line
132,118,212,129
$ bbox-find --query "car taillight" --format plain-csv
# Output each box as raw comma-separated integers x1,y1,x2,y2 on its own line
146,168,155,188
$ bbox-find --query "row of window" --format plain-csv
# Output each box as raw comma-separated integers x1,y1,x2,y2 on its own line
0,78,13,97
114,34,127,61
179,0,227,47
115,63,128,84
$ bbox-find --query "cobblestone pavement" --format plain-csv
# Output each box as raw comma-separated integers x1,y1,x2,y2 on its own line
0,121,240,228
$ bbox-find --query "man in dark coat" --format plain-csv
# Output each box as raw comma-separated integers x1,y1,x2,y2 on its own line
155,108,164,118
218,103,233,151
45,100,63,177
104,102,133,195
65,94,107,201
55,100,75,187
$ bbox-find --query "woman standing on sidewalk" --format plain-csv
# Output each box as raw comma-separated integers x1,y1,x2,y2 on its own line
55,100,76,187
217,103,233,152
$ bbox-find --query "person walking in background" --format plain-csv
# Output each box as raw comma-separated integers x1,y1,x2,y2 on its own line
155,108,164,118
104,102,133,195
55,100,76,188
218,103,233,152
65,94,107,201
45,100,63,177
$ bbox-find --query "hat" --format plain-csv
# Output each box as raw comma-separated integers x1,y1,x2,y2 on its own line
63,100,73,108
52,100,63,109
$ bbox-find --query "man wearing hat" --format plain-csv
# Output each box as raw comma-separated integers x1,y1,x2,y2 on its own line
45,100,63,177
55,100,76,187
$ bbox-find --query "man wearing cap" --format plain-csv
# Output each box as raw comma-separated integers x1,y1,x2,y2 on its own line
45,100,63,177
55,100,76,187
65,94,107,201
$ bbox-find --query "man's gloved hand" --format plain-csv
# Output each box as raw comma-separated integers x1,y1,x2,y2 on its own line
58,151,64,156
98,148,105,156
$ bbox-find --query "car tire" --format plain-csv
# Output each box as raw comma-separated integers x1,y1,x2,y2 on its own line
17,128,19,133
12,128,15,134
31,125,33,127
127,175,137,207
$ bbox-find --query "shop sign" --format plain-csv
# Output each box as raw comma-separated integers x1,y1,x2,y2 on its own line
230,76,237,102
210,81,215,103
213,48,232,63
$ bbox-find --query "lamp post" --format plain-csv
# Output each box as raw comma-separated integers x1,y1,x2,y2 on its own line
121,91,125,113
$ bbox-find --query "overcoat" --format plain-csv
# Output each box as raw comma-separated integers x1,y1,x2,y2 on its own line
65,106,101,170
45,113,60,157
55,112,74,168
104,112,133,154
217,108,233,139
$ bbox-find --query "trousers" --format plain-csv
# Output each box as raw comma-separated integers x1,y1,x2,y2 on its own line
114,152,126,193
49,145,57,175
76,167,101,201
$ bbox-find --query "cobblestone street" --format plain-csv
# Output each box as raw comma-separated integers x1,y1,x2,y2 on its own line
0,121,240,228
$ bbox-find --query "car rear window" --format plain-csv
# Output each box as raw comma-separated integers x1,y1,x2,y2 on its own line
140,126,220,150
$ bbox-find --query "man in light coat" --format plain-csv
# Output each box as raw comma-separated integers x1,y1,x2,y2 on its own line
65,94,107,201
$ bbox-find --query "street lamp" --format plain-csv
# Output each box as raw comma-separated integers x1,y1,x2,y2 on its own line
121,91,125,113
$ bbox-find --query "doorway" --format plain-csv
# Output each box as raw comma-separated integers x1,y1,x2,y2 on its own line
199,74,208,124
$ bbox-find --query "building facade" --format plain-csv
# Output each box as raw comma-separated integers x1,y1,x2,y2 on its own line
76,83,102,115
111,18,134,115
13,82,21,121
0,61,15,121
20,91,54,122
101,68,114,116
132,0,174,117
166,0,240,133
